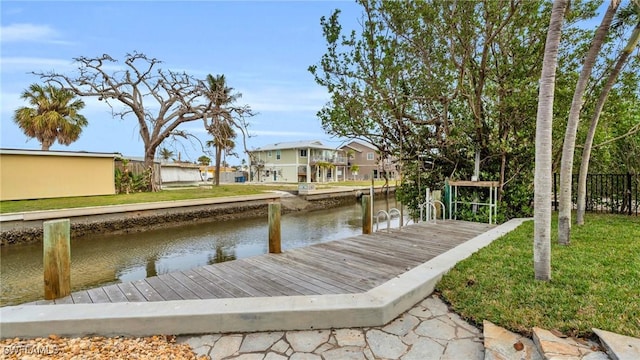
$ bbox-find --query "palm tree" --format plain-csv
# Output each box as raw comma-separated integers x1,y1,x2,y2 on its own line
577,1,640,225
13,83,88,150
534,0,569,281
204,74,240,186
558,0,620,245
158,147,174,162
197,155,211,166
206,122,236,183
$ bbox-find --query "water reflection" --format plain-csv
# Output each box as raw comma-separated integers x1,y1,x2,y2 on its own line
1,198,401,306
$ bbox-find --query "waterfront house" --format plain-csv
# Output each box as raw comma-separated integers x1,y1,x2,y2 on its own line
340,141,399,181
247,140,347,183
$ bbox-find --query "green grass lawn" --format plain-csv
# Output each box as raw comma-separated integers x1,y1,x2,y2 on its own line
436,213,640,338
0,181,393,214
0,185,287,214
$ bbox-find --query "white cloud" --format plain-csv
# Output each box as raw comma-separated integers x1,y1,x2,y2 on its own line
240,86,329,113
1,91,21,106
0,57,75,73
0,23,72,44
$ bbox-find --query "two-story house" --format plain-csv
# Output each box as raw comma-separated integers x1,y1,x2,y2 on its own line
340,141,399,181
247,140,347,183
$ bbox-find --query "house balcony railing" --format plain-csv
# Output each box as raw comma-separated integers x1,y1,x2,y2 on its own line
311,156,347,164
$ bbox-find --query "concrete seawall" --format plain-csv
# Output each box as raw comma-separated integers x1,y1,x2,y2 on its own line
1,187,395,246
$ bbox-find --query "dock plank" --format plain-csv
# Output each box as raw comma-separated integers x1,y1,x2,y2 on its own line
307,242,415,274
262,253,365,293
200,263,271,297
131,279,165,302
70,291,92,304
335,236,435,263
192,266,252,298
179,269,236,299
281,250,382,290
215,260,305,296
235,258,315,295
102,284,128,303
117,282,147,302
167,272,217,299
155,274,201,300
348,234,443,256
246,257,333,294
86,288,111,304
144,277,184,301
53,296,73,305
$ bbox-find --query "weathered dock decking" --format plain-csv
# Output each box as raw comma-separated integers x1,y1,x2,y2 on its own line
29,220,494,305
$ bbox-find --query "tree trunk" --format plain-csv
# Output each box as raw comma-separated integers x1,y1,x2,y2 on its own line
214,145,222,186
41,140,52,151
558,1,619,245
577,21,640,225
144,148,158,192
534,0,569,281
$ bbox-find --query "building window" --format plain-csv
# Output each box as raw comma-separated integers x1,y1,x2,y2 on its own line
268,151,272,157
367,152,374,160
276,150,281,160
300,149,307,157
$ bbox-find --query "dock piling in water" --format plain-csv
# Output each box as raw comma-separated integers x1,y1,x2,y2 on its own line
362,195,372,234
268,202,282,253
43,219,71,300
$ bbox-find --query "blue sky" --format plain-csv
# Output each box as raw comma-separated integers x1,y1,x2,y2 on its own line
1,1,362,164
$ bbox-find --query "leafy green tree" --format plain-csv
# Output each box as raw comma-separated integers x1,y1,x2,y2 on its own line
310,0,618,224
310,0,554,219
197,155,211,166
13,83,87,150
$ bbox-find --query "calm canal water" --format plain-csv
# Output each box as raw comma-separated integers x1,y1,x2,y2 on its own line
1,198,402,306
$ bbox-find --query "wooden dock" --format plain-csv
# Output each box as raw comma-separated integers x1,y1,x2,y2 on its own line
28,220,494,305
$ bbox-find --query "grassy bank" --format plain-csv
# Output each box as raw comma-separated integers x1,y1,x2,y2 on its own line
436,213,640,338
0,185,281,214
0,181,393,214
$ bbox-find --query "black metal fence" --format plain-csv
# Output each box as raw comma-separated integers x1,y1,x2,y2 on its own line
553,173,639,216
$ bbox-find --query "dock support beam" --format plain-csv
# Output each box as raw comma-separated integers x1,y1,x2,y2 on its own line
362,195,372,234
268,202,282,253
43,219,71,300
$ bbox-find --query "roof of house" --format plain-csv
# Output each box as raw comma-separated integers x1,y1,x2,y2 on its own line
250,140,337,152
340,140,377,152
0,148,122,158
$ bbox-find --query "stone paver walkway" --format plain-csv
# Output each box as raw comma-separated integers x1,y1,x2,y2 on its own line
178,294,483,360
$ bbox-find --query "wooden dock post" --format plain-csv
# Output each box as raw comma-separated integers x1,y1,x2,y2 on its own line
43,219,71,300
362,194,372,234
268,202,282,253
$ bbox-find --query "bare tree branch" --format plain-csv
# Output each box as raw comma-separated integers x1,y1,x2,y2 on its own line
35,52,213,191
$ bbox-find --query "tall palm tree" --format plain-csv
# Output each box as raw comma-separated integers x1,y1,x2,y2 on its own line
204,74,240,186
558,0,620,245
577,1,640,225
206,121,237,182
534,0,569,281
13,83,88,150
